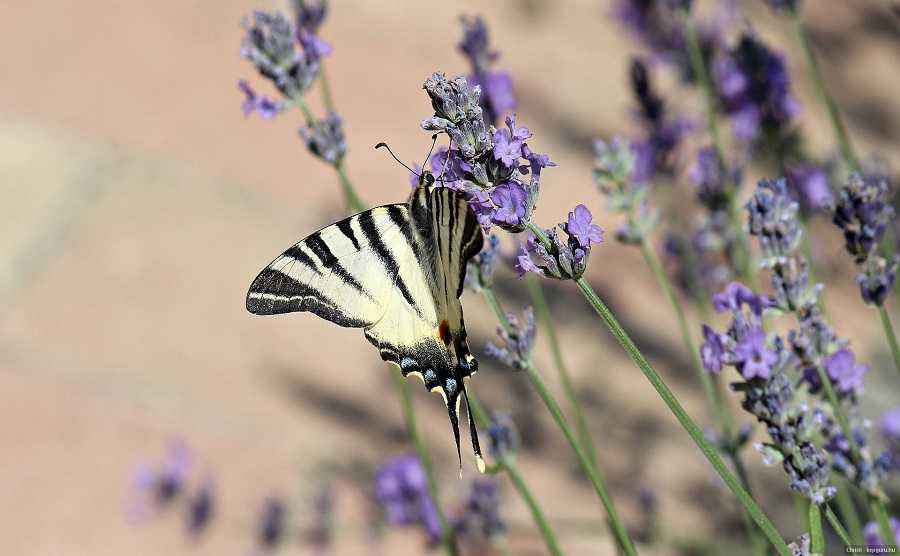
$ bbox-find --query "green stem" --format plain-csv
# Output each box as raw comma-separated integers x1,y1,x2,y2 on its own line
824,505,853,548
466,394,565,556
834,482,865,545
879,306,900,376
808,503,825,555
526,276,599,470
291,94,316,126
318,62,337,114
871,498,898,550
335,159,365,214
523,362,637,556
481,287,637,556
570,274,790,555
789,12,860,172
392,369,458,556
638,238,729,434
680,9,754,287
637,237,766,552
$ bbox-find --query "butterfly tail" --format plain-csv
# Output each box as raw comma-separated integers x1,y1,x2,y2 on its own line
461,384,485,474
444,387,464,474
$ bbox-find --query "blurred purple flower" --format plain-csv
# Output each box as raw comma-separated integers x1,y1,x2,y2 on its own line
833,173,895,263
465,234,501,292
453,478,505,540
713,33,799,142
186,480,215,536
786,165,832,211
375,454,442,546
881,407,900,443
763,0,799,12
733,327,777,380
858,255,900,306
824,349,867,396
689,147,728,208
299,112,347,164
487,411,519,459
305,483,334,552
458,15,516,124
238,80,285,120
292,0,327,35
127,442,190,522
865,517,900,548
257,497,287,550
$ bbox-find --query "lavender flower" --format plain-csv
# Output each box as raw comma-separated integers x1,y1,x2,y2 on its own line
299,112,347,164
421,73,553,232
238,80,285,119
458,15,516,125
832,173,898,306
240,11,325,99
877,407,900,472
832,173,894,262
292,0,327,35
488,411,520,459
516,206,604,280
453,478,505,541
629,58,689,183
713,33,799,142
186,480,215,536
785,165,832,212
374,454,442,546
486,307,537,370
465,234,501,292
746,178,802,260
865,516,900,548
690,147,728,209
612,0,687,70
703,282,836,502
823,349,867,396
127,442,190,522
257,497,287,550
787,533,812,556
593,138,657,244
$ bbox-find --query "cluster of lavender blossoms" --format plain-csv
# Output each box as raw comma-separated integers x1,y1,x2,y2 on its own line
713,33,800,143
374,453,506,548
239,2,348,166
628,59,690,184
515,205,605,280
741,178,884,496
700,281,835,503
831,173,899,306
420,73,554,232
486,307,537,370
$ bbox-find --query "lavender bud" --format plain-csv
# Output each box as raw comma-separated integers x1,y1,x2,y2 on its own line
857,255,900,306
832,173,895,264
486,307,537,370
488,411,520,459
299,112,347,165
465,234,501,292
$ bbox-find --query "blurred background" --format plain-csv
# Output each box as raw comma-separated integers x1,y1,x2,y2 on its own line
2,0,899,554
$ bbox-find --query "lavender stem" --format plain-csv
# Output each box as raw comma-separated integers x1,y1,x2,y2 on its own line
808,503,825,554
878,306,900,376
466,393,565,556
824,504,853,548
481,287,637,556
526,276,599,470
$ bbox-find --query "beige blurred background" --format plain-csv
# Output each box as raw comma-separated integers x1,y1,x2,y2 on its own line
1,1,899,555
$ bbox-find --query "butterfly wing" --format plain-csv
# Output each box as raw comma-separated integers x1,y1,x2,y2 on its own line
246,189,484,471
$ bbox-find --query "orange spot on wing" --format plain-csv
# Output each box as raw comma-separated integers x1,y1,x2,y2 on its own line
438,320,452,346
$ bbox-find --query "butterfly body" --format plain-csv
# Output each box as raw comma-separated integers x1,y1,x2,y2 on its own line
247,183,484,471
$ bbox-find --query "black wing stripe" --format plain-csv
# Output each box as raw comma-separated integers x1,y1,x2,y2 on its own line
282,245,322,276
336,218,360,250
246,268,367,327
358,210,422,318
306,232,338,268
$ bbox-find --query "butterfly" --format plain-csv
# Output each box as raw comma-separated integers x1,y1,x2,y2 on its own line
246,175,486,472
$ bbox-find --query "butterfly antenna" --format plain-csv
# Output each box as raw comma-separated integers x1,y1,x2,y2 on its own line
375,142,418,177
436,136,454,187
421,133,439,172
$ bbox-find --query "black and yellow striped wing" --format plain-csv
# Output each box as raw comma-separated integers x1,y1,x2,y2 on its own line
246,185,485,471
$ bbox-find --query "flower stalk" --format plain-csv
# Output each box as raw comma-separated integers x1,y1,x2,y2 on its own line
879,306,900,377
481,287,637,556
